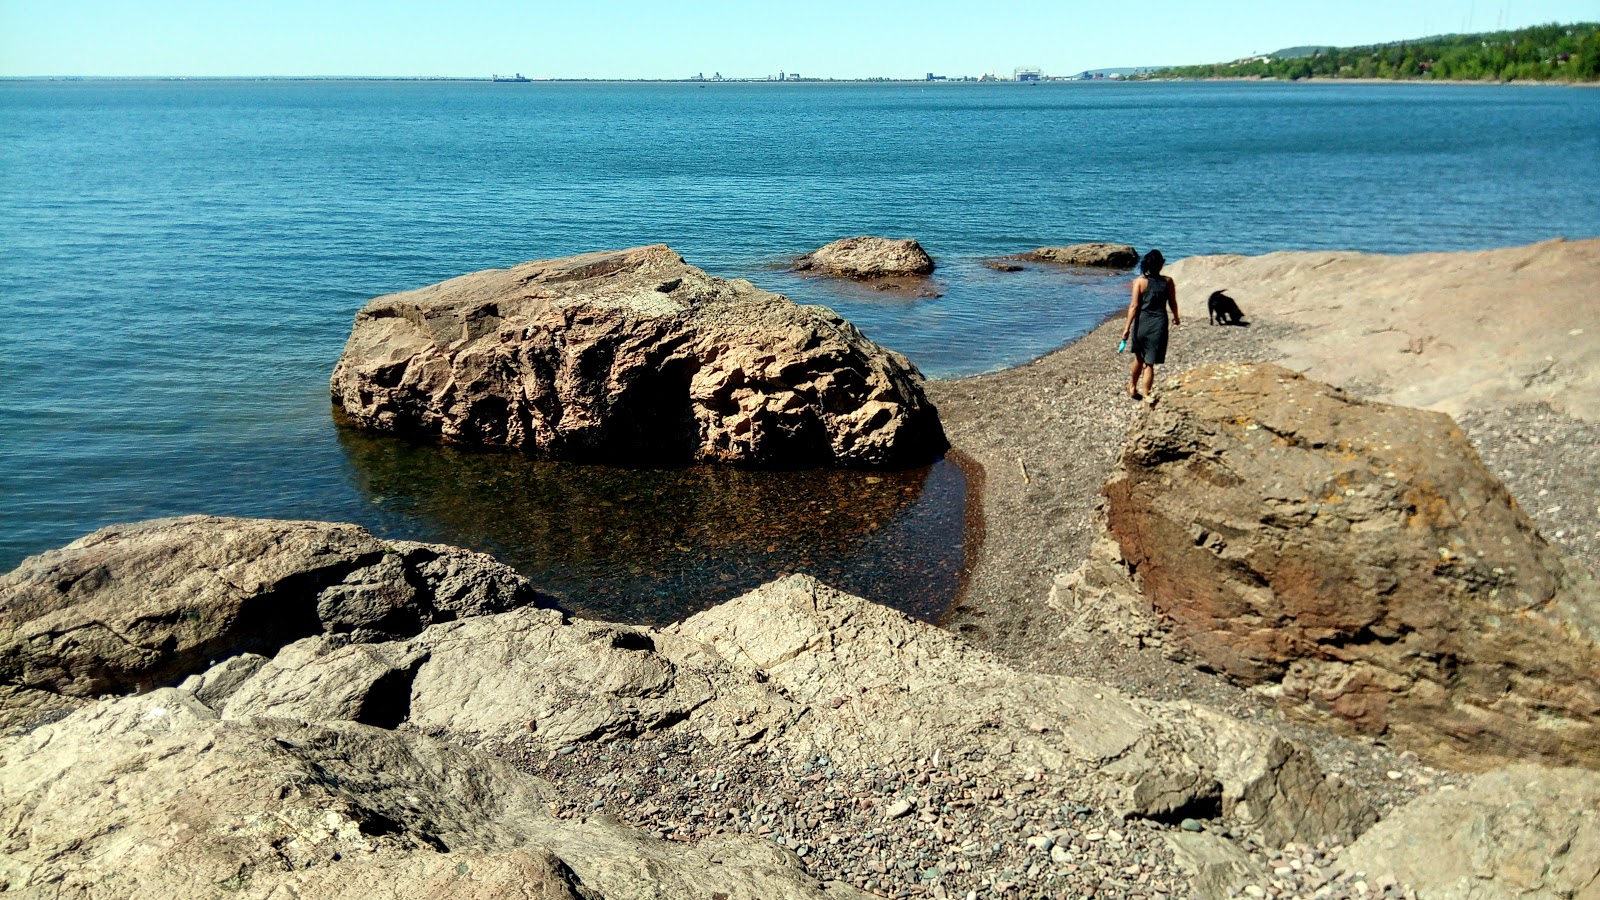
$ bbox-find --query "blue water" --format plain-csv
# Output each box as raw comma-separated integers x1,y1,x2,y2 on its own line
3,80,1598,618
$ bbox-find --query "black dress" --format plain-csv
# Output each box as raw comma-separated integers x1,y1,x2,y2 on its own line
1130,275,1172,366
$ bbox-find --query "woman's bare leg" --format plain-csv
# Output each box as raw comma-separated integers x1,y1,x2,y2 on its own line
1141,364,1155,397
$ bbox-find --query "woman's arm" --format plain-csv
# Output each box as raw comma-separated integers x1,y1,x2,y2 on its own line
1167,276,1180,327
1123,276,1145,339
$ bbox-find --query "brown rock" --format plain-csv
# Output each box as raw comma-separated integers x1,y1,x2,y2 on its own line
793,236,935,279
0,515,541,700
1105,362,1600,769
982,260,1026,272
330,245,945,468
1012,243,1138,269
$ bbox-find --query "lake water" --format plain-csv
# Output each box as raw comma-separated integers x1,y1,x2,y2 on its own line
3,80,1597,620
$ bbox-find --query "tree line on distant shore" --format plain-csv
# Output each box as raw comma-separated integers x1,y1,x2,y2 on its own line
1152,22,1600,83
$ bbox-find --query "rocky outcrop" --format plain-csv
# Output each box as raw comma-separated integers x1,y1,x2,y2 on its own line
0,515,542,701
1165,237,1600,422
793,237,935,279
1010,243,1138,269
195,571,1373,847
1341,764,1600,898
1105,363,1600,769
329,245,945,468
0,520,1388,897
0,689,861,900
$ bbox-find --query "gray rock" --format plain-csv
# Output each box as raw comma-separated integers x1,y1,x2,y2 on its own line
0,516,542,700
330,244,946,468
1164,831,1272,900
219,637,428,728
0,688,867,900
177,652,268,709
214,569,1373,848
1342,764,1600,899
672,575,1375,846
794,237,936,279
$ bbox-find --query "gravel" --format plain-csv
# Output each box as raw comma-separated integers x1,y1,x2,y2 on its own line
470,307,1582,898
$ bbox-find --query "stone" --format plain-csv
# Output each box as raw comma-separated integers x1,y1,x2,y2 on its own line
793,237,935,279
1163,833,1271,900
205,567,1371,847
1105,363,1600,770
0,516,543,701
1009,243,1138,269
671,575,1375,846
0,689,863,900
330,244,946,468
1342,764,1600,899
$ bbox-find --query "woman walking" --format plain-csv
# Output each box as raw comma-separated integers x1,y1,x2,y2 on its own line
1121,249,1179,401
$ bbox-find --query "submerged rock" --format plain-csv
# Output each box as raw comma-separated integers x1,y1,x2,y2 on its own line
1105,362,1600,770
793,236,936,279
330,245,946,468
1010,243,1138,269
0,515,541,701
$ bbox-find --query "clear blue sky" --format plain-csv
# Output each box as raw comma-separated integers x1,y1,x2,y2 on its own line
2,0,1596,79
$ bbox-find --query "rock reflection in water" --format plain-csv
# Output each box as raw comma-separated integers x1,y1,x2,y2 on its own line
335,426,967,624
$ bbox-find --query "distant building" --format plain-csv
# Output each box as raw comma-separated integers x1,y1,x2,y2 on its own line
1014,66,1043,82
926,73,948,81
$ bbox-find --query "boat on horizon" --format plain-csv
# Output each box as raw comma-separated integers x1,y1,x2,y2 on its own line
492,73,531,83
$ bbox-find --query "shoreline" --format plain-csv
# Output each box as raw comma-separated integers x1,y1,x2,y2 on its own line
930,237,1600,674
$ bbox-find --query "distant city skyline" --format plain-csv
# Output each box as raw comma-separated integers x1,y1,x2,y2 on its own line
2,0,1595,79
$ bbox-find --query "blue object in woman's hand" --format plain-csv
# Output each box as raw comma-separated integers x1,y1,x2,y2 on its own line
1117,339,1127,353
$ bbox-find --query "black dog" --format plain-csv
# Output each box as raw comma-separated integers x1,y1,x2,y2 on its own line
1207,290,1247,326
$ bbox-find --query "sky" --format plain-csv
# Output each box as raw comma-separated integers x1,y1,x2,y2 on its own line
2,0,1596,79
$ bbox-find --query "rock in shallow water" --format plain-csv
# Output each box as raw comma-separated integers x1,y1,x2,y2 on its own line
1105,362,1600,770
1011,243,1138,269
793,236,936,279
329,244,946,468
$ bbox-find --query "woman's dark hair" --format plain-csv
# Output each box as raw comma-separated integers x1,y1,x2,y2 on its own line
1140,249,1165,276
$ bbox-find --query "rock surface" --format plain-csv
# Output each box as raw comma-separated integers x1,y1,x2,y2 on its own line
330,245,946,468
1165,237,1600,422
793,237,936,279
0,515,541,701
1011,243,1139,269
0,689,861,900
1341,764,1600,899
202,571,1374,848
1105,362,1600,769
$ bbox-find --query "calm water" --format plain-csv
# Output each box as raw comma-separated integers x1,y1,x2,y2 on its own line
3,80,1597,619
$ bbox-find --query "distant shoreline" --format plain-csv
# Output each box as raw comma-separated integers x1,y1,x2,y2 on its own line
6,74,1596,87
1149,74,1600,87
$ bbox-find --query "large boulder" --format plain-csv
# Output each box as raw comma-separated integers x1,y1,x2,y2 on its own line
1105,363,1600,769
330,245,946,468
793,236,935,279
0,689,862,900
0,516,541,701
1011,243,1138,269
1340,764,1600,899
211,572,1375,847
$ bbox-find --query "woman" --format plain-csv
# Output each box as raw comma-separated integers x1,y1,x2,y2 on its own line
1121,249,1179,401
